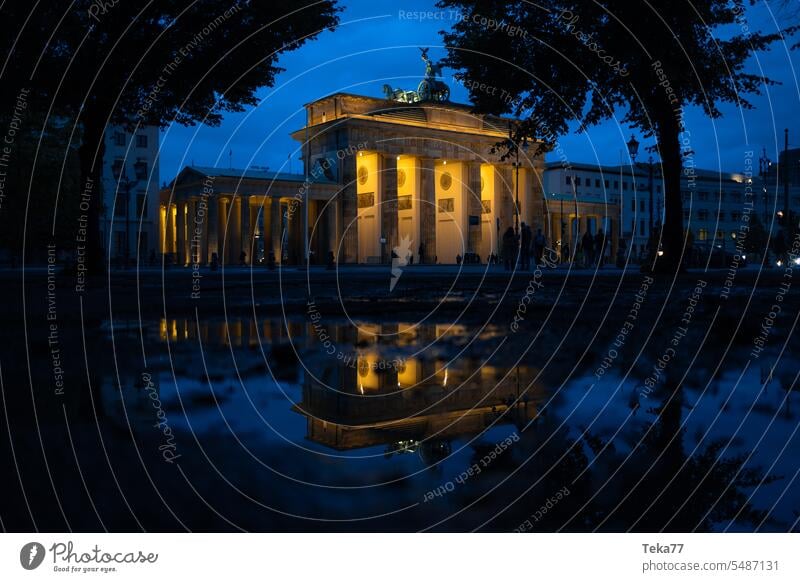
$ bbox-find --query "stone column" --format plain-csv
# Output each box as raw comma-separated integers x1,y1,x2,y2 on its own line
218,197,229,265
242,196,258,265
270,197,283,264
165,203,175,255
340,149,358,263
187,198,197,265
159,204,166,254
466,162,482,256
176,201,186,266
381,155,398,263
195,196,209,265
205,195,217,265
419,158,436,264
231,196,243,264
326,198,339,263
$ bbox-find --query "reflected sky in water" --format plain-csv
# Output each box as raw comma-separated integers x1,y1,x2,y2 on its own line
82,314,800,531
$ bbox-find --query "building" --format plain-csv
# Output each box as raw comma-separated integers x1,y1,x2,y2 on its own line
544,158,800,262
161,55,545,266
542,162,631,261
102,125,161,263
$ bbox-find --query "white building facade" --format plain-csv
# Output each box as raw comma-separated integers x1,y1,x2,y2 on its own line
101,125,161,263
543,160,800,261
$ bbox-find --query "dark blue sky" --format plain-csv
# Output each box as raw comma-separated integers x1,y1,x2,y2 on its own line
159,0,800,183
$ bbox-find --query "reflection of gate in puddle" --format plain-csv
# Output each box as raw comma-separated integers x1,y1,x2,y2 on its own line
295,354,542,452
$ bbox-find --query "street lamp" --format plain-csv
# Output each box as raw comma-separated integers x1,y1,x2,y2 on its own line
508,123,529,237
626,135,639,261
759,148,771,223
647,155,655,234
626,135,639,163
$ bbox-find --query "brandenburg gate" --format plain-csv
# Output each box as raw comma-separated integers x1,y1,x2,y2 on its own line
160,51,546,266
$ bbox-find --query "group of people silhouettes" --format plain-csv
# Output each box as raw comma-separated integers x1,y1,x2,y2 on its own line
500,223,608,270
501,222,549,271
579,228,609,267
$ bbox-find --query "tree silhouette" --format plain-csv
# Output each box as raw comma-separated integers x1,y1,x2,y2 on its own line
1,0,340,274
438,0,797,273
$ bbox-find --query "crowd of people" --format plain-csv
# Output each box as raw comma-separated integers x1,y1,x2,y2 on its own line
500,223,609,270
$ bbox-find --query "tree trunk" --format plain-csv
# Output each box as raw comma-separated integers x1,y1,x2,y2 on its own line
78,109,106,280
654,108,685,274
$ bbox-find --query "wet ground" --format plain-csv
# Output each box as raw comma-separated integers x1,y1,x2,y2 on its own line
1,265,798,531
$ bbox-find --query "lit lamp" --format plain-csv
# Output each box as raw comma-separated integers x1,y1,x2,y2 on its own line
626,135,640,163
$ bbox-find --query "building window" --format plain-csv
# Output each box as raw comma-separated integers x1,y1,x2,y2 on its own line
731,212,741,222
614,180,619,189
565,175,571,185
698,228,708,241
114,196,126,217
631,219,635,234
112,158,124,179
631,199,635,212
136,134,148,148
137,193,147,216
604,180,609,188
113,132,126,146
716,229,724,239
134,159,148,180
719,191,726,201
398,195,412,211
115,231,126,255
595,179,601,188
683,209,690,220
623,182,628,191
640,220,645,235
699,191,709,201
698,209,709,221
717,211,725,221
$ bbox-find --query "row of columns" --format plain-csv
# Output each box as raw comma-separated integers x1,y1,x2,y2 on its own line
165,194,342,266
343,152,540,264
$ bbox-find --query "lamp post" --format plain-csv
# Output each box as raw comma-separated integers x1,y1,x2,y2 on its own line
626,135,639,257
559,193,565,263
117,169,139,269
759,148,771,223
508,123,529,237
784,128,790,229
647,155,654,234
